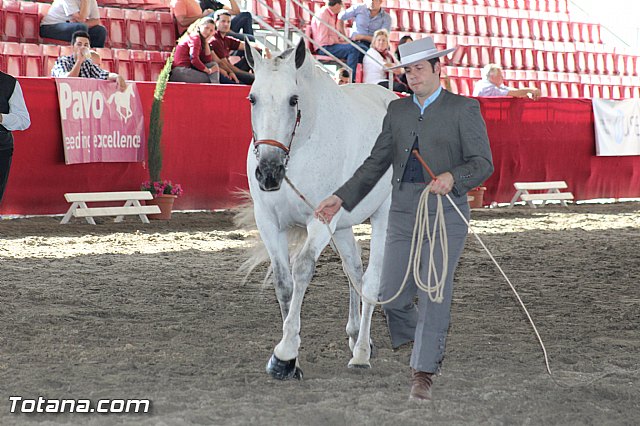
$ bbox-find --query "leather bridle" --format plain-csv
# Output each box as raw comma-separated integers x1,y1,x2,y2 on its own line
252,107,301,165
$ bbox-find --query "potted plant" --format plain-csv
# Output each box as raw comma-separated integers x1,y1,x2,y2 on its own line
141,179,183,220
143,50,180,220
468,185,487,208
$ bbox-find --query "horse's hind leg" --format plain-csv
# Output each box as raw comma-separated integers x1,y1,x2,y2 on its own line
331,228,364,355
349,197,391,368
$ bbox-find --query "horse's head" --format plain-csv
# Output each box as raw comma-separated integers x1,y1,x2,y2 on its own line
246,40,309,192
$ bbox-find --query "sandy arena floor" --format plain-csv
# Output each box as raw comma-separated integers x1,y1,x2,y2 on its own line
1,203,639,425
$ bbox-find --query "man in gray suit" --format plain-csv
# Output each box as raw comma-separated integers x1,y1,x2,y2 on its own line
315,37,494,401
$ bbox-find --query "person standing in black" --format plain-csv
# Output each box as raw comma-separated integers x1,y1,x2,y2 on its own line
0,72,31,204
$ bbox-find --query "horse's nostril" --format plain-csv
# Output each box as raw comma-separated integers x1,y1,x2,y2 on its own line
255,167,263,181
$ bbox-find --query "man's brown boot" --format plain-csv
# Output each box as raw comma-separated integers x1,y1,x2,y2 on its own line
409,368,433,401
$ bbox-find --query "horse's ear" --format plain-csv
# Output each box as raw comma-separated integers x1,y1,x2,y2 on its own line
245,41,261,71
294,39,306,69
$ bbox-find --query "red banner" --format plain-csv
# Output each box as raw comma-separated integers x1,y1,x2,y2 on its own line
55,78,146,164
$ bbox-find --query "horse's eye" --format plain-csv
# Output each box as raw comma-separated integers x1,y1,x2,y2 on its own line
248,94,256,105
289,95,299,107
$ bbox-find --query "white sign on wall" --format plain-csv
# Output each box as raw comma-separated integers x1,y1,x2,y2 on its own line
592,98,640,156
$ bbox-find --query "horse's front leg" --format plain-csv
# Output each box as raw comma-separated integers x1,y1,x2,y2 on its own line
254,216,293,321
271,222,331,375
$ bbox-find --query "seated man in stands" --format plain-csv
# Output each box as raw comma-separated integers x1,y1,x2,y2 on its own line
51,31,127,92
473,63,541,100
40,0,107,48
339,0,391,51
209,10,269,85
312,0,362,82
199,0,255,41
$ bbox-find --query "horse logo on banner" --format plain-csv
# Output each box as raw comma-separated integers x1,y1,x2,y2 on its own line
107,85,136,124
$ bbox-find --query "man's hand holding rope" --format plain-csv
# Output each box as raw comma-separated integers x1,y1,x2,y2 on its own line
314,195,343,224
428,172,454,195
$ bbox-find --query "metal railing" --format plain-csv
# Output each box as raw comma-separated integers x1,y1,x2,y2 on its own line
250,0,395,87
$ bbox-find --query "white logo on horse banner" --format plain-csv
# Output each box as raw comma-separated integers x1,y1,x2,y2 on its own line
55,78,146,164
592,98,640,156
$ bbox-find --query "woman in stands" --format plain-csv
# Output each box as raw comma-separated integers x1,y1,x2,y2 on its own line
362,29,410,93
169,17,237,84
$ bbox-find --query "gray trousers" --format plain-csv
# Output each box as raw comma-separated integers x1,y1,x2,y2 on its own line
169,62,220,84
379,183,470,373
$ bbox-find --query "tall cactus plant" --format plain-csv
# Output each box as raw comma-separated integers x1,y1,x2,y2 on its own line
147,50,174,182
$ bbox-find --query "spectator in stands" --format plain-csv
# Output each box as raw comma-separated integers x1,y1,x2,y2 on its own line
394,35,413,90
395,35,413,61
312,0,362,82
210,10,270,85
334,67,351,85
40,0,107,48
0,71,30,205
473,63,541,100
363,29,409,92
170,17,236,84
51,31,127,92
339,0,391,51
199,0,255,41
171,0,217,36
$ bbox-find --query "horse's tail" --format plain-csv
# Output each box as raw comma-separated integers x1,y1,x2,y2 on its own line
107,92,116,104
233,190,308,287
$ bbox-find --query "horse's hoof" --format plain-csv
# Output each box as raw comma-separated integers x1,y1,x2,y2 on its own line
266,353,303,380
348,362,371,369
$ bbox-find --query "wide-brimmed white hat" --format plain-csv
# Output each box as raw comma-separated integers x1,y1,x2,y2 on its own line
388,36,455,70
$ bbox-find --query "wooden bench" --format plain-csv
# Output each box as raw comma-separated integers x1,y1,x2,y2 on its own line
509,181,574,209
61,191,161,224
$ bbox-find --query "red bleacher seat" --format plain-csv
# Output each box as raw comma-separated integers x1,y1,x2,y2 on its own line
115,49,132,80
141,10,161,50
158,11,176,51
2,41,23,75
148,50,166,81
106,7,127,48
23,43,43,76
131,49,149,81
125,9,145,49
2,0,21,42
42,44,60,75
59,45,73,57
96,47,115,72
20,1,40,43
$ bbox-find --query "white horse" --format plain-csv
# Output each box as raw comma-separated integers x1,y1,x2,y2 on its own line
107,84,135,123
246,40,396,379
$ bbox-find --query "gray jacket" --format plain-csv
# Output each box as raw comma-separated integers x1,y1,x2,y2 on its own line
335,90,494,211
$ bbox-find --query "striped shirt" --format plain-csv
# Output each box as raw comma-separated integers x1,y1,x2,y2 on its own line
51,55,109,80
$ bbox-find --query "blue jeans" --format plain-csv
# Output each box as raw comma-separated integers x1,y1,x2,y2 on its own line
231,12,254,38
40,23,107,48
320,43,363,81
